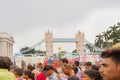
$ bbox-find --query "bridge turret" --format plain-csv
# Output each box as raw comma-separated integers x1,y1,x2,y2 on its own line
45,31,53,57
75,31,85,55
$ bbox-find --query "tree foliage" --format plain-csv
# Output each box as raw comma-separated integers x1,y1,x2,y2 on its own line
95,22,120,48
72,49,76,53
35,50,46,56
20,46,46,55
20,47,35,54
59,50,67,53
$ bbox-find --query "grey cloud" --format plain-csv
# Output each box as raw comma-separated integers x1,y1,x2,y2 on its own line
1,0,120,33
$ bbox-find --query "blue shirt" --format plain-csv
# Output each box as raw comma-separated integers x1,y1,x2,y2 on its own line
49,72,60,80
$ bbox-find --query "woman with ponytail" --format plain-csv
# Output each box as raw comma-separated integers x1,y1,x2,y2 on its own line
23,70,35,80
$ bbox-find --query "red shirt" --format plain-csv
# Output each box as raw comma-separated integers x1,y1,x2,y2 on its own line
53,60,58,68
36,72,46,80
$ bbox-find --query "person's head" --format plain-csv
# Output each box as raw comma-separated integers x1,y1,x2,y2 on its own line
27,64,35,71
43,65,55,76
72,67,78,74
13,68,23,78
9,64,19,72
23,70,35,80
99,47,120,80
37,62,43,68
91,64,99,71
73,61,79,67
61,64,73,76
84,62,92,70
82,69,102,80
60,58,68,66
0,56,12,69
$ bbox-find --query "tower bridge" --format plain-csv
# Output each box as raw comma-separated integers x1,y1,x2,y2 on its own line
14,31,102,67
19,31,101,57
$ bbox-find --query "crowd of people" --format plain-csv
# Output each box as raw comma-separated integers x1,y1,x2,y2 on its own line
0,46,120,80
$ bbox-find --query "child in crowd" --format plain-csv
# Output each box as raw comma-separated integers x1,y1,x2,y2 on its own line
13,68,23,80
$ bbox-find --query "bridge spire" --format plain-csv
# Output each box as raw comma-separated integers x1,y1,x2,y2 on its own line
45,30,53,57
75,31,85,55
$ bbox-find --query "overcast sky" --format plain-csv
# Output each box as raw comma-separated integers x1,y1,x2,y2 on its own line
0,0,120,53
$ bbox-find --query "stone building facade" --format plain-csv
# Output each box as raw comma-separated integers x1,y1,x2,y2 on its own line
0,32,14,59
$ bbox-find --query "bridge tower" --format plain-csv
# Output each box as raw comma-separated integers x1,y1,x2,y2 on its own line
45,31,53,57
0,32,14,59
75,31,85,55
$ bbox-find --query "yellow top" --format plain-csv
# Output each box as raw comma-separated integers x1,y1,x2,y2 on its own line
0,69,16,80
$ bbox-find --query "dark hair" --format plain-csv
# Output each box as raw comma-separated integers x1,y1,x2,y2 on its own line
14,68,23,76
74,61,79,66
91,64,99,71
84,69,102,80
72,67,78,74
27,64,35,71
101,47,120,64
43,65,54,71
23,70,35,80
60,58,68,63
62,64,72,69
0,56,12,69
53,67,59,74
43,65,59,74
37,62,42,68
84,61,92,66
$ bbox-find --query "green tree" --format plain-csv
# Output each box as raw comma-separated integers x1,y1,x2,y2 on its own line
95,22,120,48
59,50,67,53
58,50,67,57
36,50,46,53
72,49,76,53
109,25,120,45
85,44,94,52
35,50,46,56
20,47,35,54
95,34,104,48
102,30,112,48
